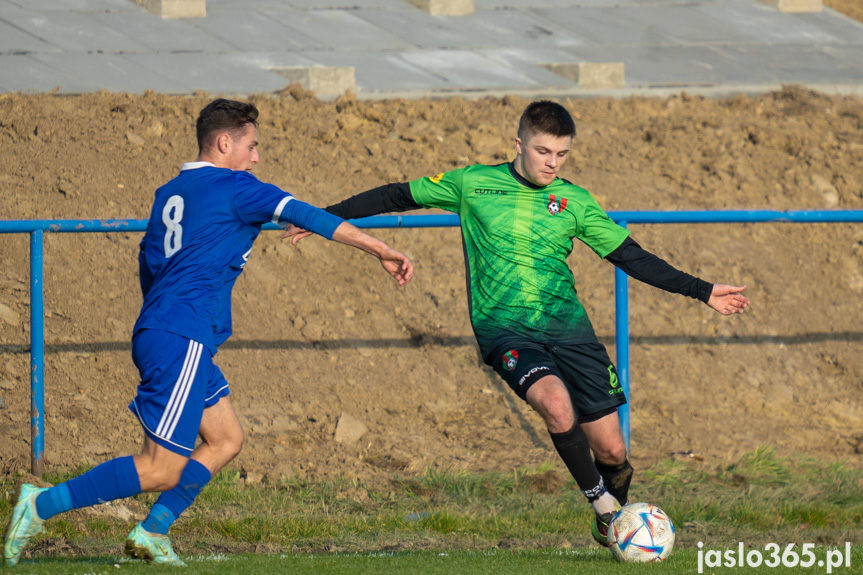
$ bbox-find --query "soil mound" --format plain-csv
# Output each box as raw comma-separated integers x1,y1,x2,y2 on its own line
1,86,861,483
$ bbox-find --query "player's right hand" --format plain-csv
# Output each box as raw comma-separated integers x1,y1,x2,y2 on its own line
282,224,314,245
379,247,414,287
707,284,749,315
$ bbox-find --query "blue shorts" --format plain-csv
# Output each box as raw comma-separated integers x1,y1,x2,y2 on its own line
129,329,230,456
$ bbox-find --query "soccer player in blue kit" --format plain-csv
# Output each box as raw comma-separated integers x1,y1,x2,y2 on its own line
4,98,414,567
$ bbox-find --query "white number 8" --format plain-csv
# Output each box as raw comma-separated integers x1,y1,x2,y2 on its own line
162,195,184,258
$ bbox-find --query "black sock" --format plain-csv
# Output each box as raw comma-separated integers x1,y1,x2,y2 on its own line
549,424,605,501
595,459,633,505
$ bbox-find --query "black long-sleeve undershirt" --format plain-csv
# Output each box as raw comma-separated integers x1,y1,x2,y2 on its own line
325,183,417,220
605,237,713,303
325,183,713,303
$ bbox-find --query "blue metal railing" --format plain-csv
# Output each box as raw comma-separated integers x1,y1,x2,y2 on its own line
3,209,863,476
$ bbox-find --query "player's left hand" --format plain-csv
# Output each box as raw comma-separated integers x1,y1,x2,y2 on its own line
379,247,414,287
707,284,749,315
282,224,313,245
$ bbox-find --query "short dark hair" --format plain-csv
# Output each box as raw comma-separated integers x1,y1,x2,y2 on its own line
196,98,259,153
517,100,576,142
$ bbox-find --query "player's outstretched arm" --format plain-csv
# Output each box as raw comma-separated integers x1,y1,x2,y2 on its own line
706,284,749,315
283,183,419,245
605,238,751,316
331,222,414,287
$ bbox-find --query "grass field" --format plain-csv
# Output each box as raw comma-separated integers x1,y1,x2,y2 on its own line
6,547,863,574
2,447,861,572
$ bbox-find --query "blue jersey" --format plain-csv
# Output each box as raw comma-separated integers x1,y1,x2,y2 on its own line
134,162,343,353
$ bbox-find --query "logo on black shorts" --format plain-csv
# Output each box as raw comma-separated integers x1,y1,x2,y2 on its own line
503,350,519,371
608,365,624,395
518,366,550,387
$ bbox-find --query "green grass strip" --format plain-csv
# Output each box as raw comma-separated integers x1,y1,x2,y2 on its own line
5,547,863,575
1,447,860,564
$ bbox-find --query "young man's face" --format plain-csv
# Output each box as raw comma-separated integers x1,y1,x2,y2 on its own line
223,123,259,171
514,131,572,187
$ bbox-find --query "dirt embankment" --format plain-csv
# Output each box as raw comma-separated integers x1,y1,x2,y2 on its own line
1,86,861,485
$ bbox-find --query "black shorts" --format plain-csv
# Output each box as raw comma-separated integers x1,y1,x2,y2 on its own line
488,339,627,418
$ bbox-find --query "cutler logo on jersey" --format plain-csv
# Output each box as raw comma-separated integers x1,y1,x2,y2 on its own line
503,350,519,371
547,194,567,215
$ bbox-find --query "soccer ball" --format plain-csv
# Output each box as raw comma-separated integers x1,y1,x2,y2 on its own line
607,502,675,563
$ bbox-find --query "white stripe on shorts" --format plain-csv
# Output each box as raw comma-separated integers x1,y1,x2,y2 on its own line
271,196,293,227
163,342,202,439
156,340,202,439
131,400,193,454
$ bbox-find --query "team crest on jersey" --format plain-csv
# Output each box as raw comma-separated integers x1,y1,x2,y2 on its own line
430,173,444,183
547,194,567,215
503,350,519,371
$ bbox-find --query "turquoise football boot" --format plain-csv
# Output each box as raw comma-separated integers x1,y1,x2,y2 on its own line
4,484,48,567
125,522,186,567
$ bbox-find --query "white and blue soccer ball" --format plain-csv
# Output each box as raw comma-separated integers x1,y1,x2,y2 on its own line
607,502,676,563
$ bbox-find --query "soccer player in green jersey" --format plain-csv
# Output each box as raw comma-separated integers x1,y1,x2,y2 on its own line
285,100,749,546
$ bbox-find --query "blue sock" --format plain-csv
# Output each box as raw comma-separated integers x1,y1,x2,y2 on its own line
142,459,211,535
35,456,141,520
34,483,72,521
141,503,177,535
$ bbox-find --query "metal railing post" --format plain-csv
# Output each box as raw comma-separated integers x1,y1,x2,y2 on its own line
614,222,631,454
30,230,45,477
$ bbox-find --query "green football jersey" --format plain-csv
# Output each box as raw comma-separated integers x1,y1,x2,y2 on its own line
409,163,629,357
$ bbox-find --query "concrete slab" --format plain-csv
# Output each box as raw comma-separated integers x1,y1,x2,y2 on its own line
89,11,225,53
0,0,23,12
0,54,66,92
356,6,585,50
397,49,541,90
570,44,737,87
627,0,709,4
694,1,848,45
186,8,322,51
261,7,415,51
299,49,463,93
0,18,62,54
477,47,585,87
353,8,493,50
477,0,703,6
0,0,862,97
532,6,671,47
126,52,293,95
5,0,134,12
534,1,860,47
798,7,863,40
714,43,863,85
467,9,587,49
282,0,410,9
241,50,319,71
204,0,411,10
205,0,290,8
1,10,152,53
569,39,863,89
28,52,191,93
